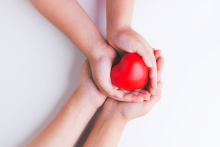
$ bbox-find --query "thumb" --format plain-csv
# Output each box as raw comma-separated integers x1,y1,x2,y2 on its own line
99,83,125,100
136,42,155,68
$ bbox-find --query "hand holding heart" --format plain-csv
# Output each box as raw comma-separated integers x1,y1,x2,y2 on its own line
103,49,164,122
107,27,157,95
89,45,147,102
111,53,149,91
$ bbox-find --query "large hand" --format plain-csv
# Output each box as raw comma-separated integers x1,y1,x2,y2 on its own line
89,44,151,102
78,59,107,109
107,27,157,95
103,49,164,121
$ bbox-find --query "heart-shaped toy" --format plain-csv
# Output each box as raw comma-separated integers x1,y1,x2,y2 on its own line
110,53,149,90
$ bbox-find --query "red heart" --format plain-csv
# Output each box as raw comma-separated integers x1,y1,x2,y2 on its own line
110,53,149,90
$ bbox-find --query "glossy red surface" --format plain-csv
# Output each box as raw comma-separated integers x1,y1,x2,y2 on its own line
110,53,149,90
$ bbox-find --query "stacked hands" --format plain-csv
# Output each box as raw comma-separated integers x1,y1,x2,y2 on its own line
28,0,164,147
82,48,164,119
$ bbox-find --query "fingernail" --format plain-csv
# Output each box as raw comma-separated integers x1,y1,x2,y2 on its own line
146,60,152,67
121,90,129,94
146,97,150,101
116,93,123,99
140,98,144,101
151,90,156,95
159,82,163,90
113,85,119,89
138,96,144,101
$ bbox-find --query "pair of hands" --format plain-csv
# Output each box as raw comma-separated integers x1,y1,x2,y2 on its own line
89,27,158,102
79,46,164,122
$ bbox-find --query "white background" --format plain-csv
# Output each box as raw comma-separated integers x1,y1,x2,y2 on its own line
0,0,220,147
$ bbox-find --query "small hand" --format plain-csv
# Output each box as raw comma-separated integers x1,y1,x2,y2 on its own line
89,44,149,102
103,49,164,121
107,27,157,95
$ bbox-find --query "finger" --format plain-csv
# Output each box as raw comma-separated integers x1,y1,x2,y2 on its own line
90,54,126,100
156,57,165,82
95,71,126,100
142,82,163,112
132,88,142,92
147,55,164,93
120,89,130,94
154,49,162,61
138,93,150,101
129,91,139,95
138,89,151,97
113,32,157,95
129,90,151,101
126,89,151,101
138,42,158,95
100,83,144,102
146,49,161,92
136,44,157,95
135,42,155,68
147,64,157,95
115,93,144,102
99,83,125,100
112,85,119,90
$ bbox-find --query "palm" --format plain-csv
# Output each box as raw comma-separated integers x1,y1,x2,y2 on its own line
107,28,157,95
103,50,164,121
89,45,150,102
89,45,119,94
80,60,107,108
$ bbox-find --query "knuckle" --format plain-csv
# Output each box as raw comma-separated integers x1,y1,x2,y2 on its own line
95,78,103,86
157,93,162,100
106,90,114,97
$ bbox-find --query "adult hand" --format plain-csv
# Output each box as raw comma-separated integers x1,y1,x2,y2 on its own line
78,59,107,109
102,49,164,121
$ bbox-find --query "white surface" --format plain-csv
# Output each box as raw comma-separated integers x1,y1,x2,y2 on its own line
0,0,220,147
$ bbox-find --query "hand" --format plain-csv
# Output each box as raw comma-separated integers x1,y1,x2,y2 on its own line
88,44,151,102
77,59,107,109
102,49,164,122
107,27,157,95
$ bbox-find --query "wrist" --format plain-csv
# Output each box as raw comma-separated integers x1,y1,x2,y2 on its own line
107,26,132,47
68,88,98,112
101,109,128,126
84,106,127,147
75,86,106,110
87,43,117,68
87,40,109,62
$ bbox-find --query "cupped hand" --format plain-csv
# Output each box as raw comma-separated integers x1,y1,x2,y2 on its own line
88,44,150,102
78,59,107,109
102,49,164,122
107,27,157,95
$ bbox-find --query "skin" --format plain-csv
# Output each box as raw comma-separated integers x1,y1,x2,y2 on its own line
30,0,150,101
27,60,107,147
28,1,162,146
106,0,157,95
84,50,164,147
27,54,154,146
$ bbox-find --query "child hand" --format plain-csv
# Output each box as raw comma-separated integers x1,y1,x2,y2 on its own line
107,27,157,95
102,49,164,122
89,44,149,102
